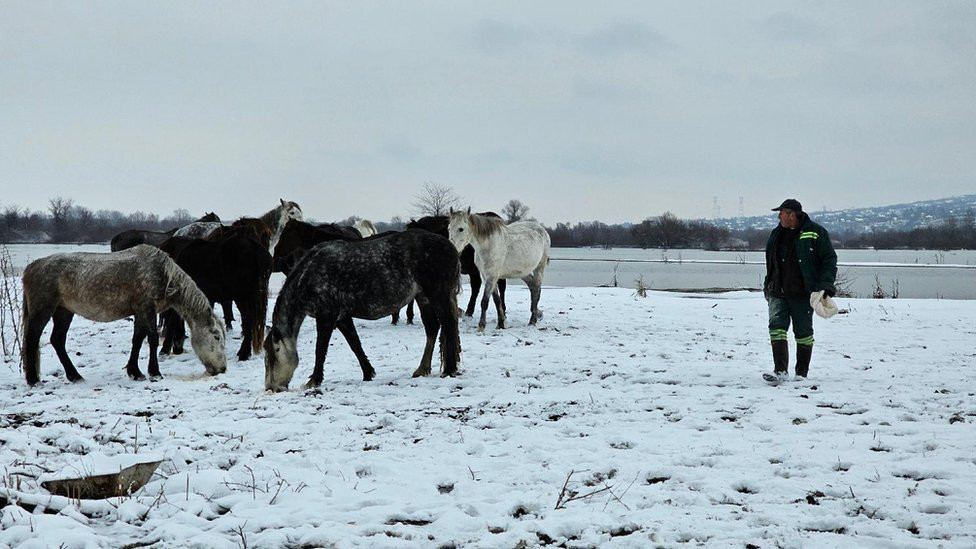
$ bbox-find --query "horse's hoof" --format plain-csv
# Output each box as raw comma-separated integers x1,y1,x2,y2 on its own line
128,373,146,381
149,375,163,382
68,375,85,383
412,368,430,378
441,370,459,378
304,378,322,389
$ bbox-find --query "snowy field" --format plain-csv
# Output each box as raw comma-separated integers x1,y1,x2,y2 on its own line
1,280,975,548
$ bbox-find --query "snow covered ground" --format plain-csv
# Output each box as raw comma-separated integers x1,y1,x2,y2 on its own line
1,279,974,548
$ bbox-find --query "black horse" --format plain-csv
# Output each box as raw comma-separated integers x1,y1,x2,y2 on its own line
271,220,363,274
159,233,272,360
263,230,461,392
404,212,507,323
109,212,220,252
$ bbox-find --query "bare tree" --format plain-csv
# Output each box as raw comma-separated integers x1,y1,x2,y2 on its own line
502,199,530,223
412,182,462,217
48,196,74,223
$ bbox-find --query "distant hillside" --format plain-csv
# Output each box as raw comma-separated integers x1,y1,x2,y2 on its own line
708,195,976,234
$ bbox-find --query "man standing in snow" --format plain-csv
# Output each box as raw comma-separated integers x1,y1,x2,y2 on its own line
762,199,837,383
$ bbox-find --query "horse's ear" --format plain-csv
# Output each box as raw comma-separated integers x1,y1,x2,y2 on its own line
466,206,471,215
280,198,285,206
449,208,453,215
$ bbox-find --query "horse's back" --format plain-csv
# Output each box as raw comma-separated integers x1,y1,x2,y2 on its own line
290,231,458,320
174,222,223,239
23,246,170,321
489,221,550,278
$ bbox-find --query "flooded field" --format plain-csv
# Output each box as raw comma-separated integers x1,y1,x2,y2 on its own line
4,244,975,299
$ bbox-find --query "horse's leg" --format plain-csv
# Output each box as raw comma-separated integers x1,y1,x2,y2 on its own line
221,300,235,330
525,260,547,325
406,299,415,325
412,301,440,377
498,279,508,312
160,310,174,355
307,314,338,388
336,317,376,381
491,287,505,329
50,307,83,383
146,311,162,379
391,308,400,325
125,311,153,381
174,313,187,355
477,277,498,332
235,298,254,361
23,305,54,386
466,270,481,317
161,310,185,355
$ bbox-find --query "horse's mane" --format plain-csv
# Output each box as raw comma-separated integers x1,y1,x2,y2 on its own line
465,212,506,241
142,246,211,321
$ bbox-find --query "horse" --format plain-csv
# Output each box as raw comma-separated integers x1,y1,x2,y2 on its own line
173,221,223,239
20,245,227,386
271,219,362,274
109,212,220,252
263,230,461,392
406,212,507,322
447,208,550,331
158,234,272,360
258,199,303,254
353,219,377,237
110,227,177,251
227,217,273,251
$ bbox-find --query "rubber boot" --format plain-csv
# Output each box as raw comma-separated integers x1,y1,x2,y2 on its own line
795,344,813,379
771,340,789,376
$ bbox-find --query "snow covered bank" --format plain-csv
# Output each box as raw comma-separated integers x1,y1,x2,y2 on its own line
1,286,974,548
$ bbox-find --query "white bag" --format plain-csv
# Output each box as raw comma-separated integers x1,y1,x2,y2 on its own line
809,290,839,319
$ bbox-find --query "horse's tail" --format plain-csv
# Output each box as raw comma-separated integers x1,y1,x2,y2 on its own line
252,268,269,356
20,282,39,383
439,264,462,374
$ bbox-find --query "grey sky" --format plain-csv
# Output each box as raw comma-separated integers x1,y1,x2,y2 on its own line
2,1,974,224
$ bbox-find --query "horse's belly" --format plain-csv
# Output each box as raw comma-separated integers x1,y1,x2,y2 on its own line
62,297,132,322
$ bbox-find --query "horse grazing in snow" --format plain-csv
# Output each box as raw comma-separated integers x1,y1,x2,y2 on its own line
20,245,227,386
447,208,550,331
263,230,461,392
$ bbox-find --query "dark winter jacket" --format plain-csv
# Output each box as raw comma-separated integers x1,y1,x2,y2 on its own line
764,213,838,297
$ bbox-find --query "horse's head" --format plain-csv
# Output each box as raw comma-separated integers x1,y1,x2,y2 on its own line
279,199,304,224
447,208,473,252
191,313,227,376
264,326,299,392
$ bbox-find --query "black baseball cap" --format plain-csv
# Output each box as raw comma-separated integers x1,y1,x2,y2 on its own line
772,199,802,212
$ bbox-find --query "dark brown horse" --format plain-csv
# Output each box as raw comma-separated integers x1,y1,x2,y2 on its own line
271,220,363,274
159,234,272,360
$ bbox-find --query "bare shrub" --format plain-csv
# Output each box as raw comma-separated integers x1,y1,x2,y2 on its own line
0,245,23,363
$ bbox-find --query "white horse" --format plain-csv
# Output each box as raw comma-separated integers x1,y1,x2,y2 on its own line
447,208,550,332
259,199,304,254
353,219,377,237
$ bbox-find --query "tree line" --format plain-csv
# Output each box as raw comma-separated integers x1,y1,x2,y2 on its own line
2,195,975,250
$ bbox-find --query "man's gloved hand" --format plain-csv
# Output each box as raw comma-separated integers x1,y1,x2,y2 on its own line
824,288,836,298
809,290,825,309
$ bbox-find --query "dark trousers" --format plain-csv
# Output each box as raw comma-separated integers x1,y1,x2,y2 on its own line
767,296,814,346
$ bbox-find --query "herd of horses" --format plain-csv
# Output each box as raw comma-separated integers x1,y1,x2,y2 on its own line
20,201,552,392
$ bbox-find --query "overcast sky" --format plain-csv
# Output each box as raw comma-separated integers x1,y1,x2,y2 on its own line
2,1,974,224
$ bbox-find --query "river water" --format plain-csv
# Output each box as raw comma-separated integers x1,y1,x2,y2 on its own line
3,244,975,299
